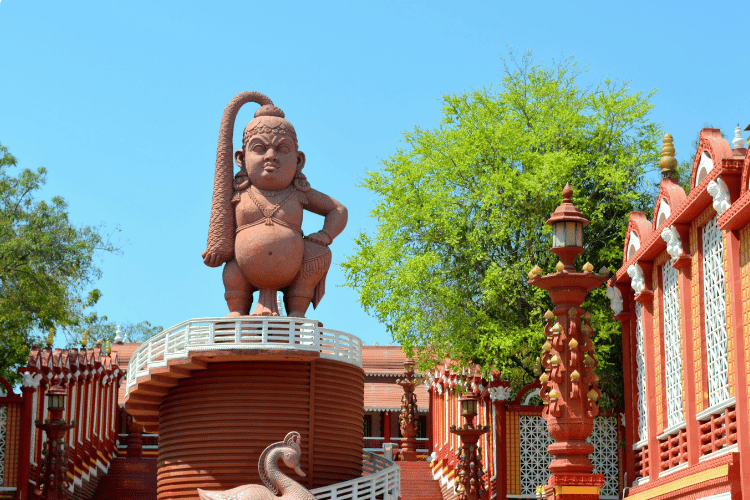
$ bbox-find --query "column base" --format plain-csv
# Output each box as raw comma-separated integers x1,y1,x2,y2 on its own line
545,473,605,500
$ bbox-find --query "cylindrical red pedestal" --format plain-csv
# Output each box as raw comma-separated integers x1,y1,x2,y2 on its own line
155,359,364,500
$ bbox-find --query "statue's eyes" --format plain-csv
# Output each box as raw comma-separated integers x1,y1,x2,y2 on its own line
251,144,266,154
278,145,290,154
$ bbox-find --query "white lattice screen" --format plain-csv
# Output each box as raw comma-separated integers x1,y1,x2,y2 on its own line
634,302,648,443
662,262,684,427
702,216,730,405
0,406,7,485
587,416,619,499
519,415,553,494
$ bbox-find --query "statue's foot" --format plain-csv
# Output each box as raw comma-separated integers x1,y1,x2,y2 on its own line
227,311,243,317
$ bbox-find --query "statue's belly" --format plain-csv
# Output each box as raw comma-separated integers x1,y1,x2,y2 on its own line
235,224,304,288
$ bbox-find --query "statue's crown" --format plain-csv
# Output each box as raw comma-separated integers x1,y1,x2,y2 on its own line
243,104,297,148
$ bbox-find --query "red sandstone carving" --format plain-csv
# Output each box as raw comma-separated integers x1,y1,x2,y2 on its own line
197,432,316,500
204,91,348,317
397,359,421,461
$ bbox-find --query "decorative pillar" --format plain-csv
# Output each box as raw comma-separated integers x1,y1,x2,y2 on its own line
34,384,75,500
450,392,489,500
488,378,511,500
397,360,422,461
383,411,391,446
528,184,607,500
17,371,42,500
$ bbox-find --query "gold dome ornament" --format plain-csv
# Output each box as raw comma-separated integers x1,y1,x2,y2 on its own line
542,341,552,352
544,310,555,321
540,372,550,384
46,328,55,347
582,262,594,273
587,389,599,401
570,370,581,381
660,134,678,177
556,261,565,272
568,338,579,349
550,323,562,334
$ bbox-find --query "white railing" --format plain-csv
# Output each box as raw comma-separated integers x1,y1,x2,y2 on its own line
125,317,362,394
311,452,400,500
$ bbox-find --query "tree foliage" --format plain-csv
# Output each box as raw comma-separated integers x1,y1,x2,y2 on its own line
343,52,662,407
0,142,120,384
64,314,163,348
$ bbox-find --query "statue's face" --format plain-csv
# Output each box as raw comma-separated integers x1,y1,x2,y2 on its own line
236,131,302,191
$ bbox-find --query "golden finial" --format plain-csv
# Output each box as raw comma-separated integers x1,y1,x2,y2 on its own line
568,307,577,318
582,262,594,273
568,338,579,350
549,389,560,401
528,265,543,279
534,357,542,377
582,324,592,334
594,374,600,383
539,372,550,384
542,340,552,352
105,341,111,355
81,331,88,348
582,311,592,321
46,328,55,347
550,354,561,367
584,355,594,367
660,134,678,177
544,310,555,321
598,266,610,277
587,389,599,401
550,323,562,334
555,261,565,272
570,370,580,381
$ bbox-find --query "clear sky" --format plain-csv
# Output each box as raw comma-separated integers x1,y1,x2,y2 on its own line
0,0,748,347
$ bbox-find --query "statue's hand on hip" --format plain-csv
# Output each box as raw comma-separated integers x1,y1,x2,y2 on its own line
305,231,332,246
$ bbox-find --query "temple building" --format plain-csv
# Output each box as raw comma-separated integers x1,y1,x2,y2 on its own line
609,127,750,500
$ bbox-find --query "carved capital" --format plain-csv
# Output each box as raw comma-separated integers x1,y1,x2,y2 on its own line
605,286,623,315
21,371,43,389
707,176,731,215
626,264,645,295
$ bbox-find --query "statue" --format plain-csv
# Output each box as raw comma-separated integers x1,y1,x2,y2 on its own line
203,92,348,317
197,432,316,500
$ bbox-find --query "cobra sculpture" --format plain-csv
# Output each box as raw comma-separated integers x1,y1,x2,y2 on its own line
197,432,316,500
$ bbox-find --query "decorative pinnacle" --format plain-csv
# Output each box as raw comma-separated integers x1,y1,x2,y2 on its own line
582,262,594,273
46,328,55,347
528,265,543,279
570,370,580,381
568,338,579,349
105,341,111,355
599,266,610,277
550,323,562,334
542,340,552,352
587,389,599,401
582,311,592,321
568,307,577,318
81,331,88,348
544,310,555,321
660,134,678,177
548,389,560,401
539,372,549,384
733,124,746,149
555,261,565,272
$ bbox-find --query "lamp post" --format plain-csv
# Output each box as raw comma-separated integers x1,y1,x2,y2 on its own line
396,360,422,461
528,184,608,500
35,384,75,500
450,392,489,500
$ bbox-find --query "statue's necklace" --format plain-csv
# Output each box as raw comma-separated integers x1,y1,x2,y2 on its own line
247,186,295,225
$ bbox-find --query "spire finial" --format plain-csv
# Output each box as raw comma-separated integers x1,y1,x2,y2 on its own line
46,328,55,348
660,134,677,177
562,183,573,201
81,330,88,348
105,341,111,355
733,124,745,149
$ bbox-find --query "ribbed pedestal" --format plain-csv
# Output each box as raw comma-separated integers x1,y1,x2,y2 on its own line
156,359,363,500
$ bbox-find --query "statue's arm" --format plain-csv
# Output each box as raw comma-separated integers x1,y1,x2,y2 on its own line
304,188,348,246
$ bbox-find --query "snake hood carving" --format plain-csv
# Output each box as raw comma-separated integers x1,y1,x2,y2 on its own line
197,432,316,500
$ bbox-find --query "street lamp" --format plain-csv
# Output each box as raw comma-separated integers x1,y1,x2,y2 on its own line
36,384,75,500
451,390,489,500
527,184,608,500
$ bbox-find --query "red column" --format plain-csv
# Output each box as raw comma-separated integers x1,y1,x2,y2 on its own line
383,411,391,444
16,373,41,500
428,386,434,452
725,230,750,500
494,399,506,500
615,296,635,486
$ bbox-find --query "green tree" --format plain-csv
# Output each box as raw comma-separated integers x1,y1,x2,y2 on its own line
343,52,662,408
64,314,163,347
0,142,118,385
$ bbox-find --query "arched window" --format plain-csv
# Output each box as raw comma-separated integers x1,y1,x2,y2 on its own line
695,152,714,186
662,262,684,427
656,199,671,227
702,217,729,405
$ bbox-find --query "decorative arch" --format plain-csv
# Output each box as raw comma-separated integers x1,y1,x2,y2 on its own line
623,212,652,264
512,381,542,405
691,129,734,190
653,178,686,230
0,376,15,397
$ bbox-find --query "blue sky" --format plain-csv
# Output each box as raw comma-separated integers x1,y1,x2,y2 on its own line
1,1,748,347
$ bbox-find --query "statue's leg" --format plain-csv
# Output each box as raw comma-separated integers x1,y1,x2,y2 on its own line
222,259,252,316
285,241,332,317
